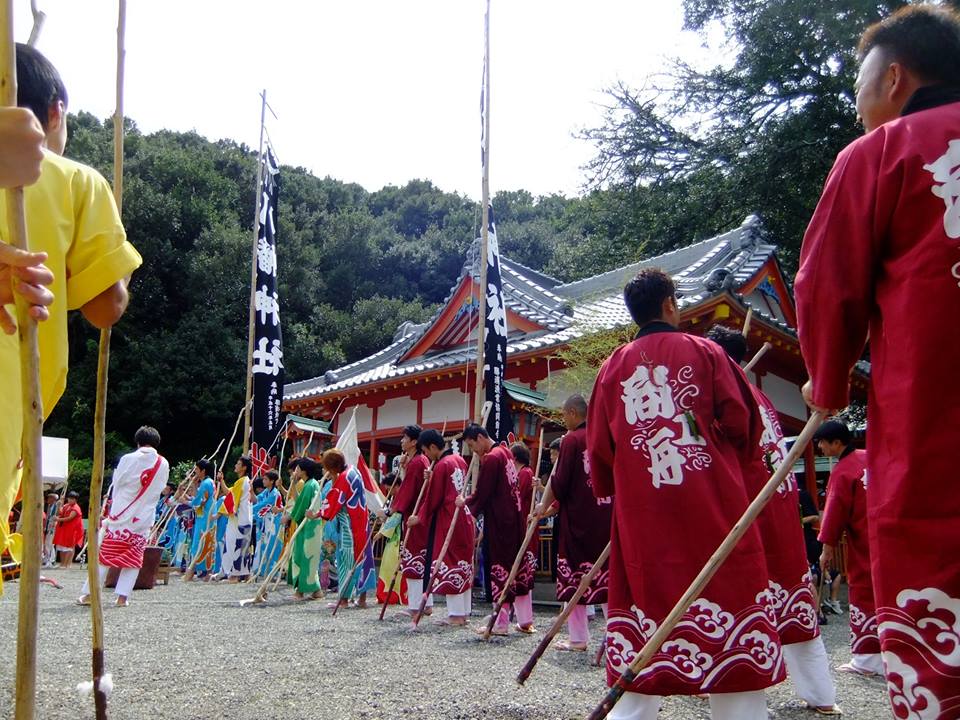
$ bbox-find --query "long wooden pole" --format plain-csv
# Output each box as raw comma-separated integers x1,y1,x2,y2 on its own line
4,3,45,716
482,449,552,641
517,542,611,683
586,410,825,720
242,91,267,454
376,455,435,620
81,5,126,719
743,341,772,374
472,0,491,424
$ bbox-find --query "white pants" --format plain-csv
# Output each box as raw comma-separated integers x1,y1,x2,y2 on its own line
609,690,767,720
446,590,471,617
783,638,837,707
851,652,884,674
406,580,434,613
80,565,139,600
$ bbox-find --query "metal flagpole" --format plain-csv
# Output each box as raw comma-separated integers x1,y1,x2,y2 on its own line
472,0,491,424
243,90,268,454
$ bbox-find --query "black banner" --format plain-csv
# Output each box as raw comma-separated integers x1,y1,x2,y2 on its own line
250,146,284,475
482,207,512,443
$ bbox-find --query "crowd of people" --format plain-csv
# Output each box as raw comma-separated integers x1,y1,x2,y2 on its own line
2,4,958,719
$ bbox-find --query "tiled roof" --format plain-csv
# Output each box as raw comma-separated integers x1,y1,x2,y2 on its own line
284,215,782,403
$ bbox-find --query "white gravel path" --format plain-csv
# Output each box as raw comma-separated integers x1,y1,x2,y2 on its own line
0,567,891,719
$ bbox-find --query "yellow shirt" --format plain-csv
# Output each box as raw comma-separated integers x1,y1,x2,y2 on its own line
0,151,142,590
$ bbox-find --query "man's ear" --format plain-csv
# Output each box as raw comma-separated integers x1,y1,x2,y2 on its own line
46,100,65,133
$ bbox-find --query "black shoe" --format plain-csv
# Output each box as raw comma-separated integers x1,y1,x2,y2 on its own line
818,613,829,626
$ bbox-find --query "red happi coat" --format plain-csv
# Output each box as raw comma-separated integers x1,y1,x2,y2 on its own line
817,449,878,655
795,92,960,718
423,452,476,595
742,384,819,646
393,453,431,579
587,323,784,695
52,502,85,549
467,443,524,604
552,424,611,604
516,466,538,594
320,468,369,563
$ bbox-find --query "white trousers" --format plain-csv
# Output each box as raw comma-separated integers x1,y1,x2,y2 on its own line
851,652,884,674
609,690,767,720
80,565,139,599
446,590,471,617
406,581,434,612
783,638,837,707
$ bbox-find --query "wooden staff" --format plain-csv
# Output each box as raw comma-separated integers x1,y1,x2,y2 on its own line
481,443,554,641
182,442,228,580
79,5,127,719
239,475,327,606
4,3,45,716
586,410,825,720
517,542,611,683
741,307,753,337
743,341,772,374
377,454,435,620
410,451,481,628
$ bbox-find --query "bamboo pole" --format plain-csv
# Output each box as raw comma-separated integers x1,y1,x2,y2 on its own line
743,341,772,374
26,1,44,47
80,6,126,718
481,447,553,640
377,454,435,620
741,307,753,337
473,0,491,424
242,91,267,454
517,542,611,683
3,3,45,716
586,410,825,720
410,451,480,628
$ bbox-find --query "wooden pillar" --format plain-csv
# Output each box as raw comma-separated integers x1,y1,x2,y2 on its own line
370,404,379,472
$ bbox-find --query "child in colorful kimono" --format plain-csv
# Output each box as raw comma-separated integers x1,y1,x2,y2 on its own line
252,470,284,580
284,458,325,600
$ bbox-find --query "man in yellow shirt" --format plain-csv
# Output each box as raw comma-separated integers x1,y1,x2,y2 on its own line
0,44,143,591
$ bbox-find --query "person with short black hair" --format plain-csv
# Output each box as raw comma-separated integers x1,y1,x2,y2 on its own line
79,426,169,606
814,420,880,677
587,270,782,720
411,430,476,626
218,455,254,583
390,424,435,617
184,458,217,581
535,394,613,654
283,458,324,600
507,441,538,634
0,44,142,596
795,5,960,710
710,326,839,713
52,489,84,569
462,423,528,635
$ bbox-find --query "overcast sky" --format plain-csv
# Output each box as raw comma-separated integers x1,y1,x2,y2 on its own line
20,1,713,200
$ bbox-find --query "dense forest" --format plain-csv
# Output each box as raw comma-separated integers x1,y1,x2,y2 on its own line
50,0,921,492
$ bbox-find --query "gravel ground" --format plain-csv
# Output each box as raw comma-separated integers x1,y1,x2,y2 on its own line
0,567,890,719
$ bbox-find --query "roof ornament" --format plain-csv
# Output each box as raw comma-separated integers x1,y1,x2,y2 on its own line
705,267,734,292
324,370,339,384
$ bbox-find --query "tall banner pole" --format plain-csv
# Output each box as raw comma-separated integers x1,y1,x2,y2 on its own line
472,0,491,424
243,90,267,454
3,3,45,717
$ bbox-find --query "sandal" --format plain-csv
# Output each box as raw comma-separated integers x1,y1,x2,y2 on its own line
515,623,536,634
807,703,843,716
475,616,508,636
554,640,588,652
75,596,91,606
836,662,877,677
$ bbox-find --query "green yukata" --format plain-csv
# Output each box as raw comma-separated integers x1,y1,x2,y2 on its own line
287,477,323,594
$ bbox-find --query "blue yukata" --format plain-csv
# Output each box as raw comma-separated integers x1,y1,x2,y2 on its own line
252,486,283,579
189,477,216,576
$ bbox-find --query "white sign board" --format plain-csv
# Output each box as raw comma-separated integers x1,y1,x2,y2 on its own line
41,436,69,488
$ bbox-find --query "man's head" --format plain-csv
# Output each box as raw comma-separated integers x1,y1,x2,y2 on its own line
195,459,213,479
321,448,347,475
289,457,315,480
400,424,422,454
134,426,161,449
706,325,748,364
45,492,58,504
561,394,588,431
623,268,679,328
509,442,530,468
856,5,960,132
463,423,493,455
15,43,68,154
548,437,561,464
161,482,174,497
235,455,252,478
813,419,853,458
419,429,445,462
